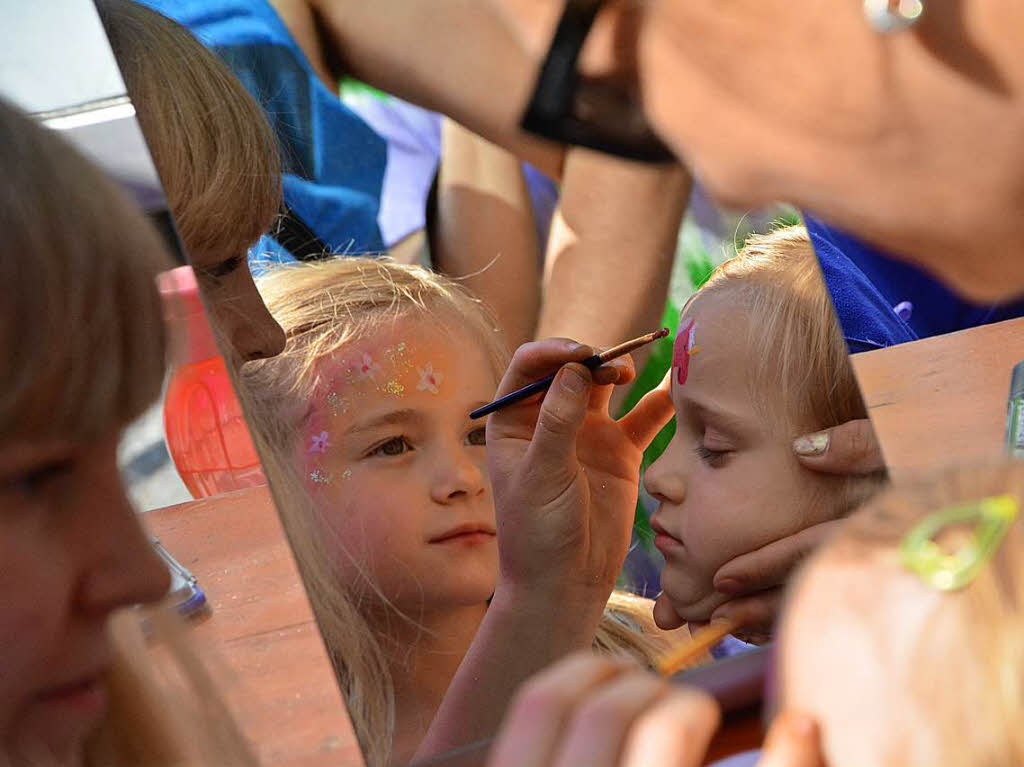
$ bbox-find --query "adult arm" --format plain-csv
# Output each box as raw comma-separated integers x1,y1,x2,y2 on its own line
414,339,675,759
433,118,541,350
308,0,568,177
536,148,689,410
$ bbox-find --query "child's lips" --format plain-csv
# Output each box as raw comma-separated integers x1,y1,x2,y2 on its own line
651,515,685,553
428,524,496,544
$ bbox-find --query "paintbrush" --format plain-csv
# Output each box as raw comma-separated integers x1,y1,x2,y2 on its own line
470,327,670,420
655,618,741,677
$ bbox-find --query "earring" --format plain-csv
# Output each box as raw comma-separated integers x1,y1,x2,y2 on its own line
863,0,925,33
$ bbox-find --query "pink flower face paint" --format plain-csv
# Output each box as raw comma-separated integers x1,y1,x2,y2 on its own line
356,352,382,382
672,318,698,387
417,363,443,395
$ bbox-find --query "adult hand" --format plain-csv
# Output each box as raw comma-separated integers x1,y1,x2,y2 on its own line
696,419,887,642
487,339,674,609
791,419,886,476
757,711,827,767
487,653,720,767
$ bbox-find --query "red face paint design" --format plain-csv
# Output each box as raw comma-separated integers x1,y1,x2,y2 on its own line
673,318,696,386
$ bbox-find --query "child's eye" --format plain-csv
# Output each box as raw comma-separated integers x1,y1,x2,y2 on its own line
368,436,412,458
466,428,487,447
695,444,730,468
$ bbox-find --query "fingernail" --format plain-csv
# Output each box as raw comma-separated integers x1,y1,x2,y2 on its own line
560,367,587,394
715,577,742,595
793,431,829,456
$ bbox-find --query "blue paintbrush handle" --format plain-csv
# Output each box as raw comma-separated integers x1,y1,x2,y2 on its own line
470,353,602,419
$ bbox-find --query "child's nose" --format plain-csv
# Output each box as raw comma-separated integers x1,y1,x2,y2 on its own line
644,445,686,505
430,447,487,505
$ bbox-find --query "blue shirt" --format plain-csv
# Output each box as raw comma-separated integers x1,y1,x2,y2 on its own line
141,0,387,261
806,216,1024,354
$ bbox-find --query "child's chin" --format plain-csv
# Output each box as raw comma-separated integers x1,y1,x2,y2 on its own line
660,573,730,623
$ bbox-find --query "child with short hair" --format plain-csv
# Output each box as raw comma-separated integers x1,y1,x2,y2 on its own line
777,459,1024,766
240,257,680,766
646,226,884,633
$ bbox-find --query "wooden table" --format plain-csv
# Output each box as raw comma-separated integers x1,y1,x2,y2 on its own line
145,484,365,767
852,317,1024,478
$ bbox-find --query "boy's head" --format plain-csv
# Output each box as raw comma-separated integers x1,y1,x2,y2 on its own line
780,461,1024,766
646,226,880,625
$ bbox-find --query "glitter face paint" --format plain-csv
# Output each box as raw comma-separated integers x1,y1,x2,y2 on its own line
304,338,444,488
673,318,698,386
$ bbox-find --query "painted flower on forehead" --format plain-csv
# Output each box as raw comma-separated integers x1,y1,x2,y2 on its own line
417,363,443,395
355,352,382,381
308,430,331,454
672,318,700,387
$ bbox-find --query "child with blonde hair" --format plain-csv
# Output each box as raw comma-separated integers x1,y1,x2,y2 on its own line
241,257,681,766
777,459,1024,766
646,225,885,635
0,98,257,767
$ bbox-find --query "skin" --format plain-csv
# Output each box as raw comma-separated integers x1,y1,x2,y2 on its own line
537,149,689,415
709,419,888,636
415,339,675,760
302,320,500,764
638,0,1024,302
644,293,847,627
190,253,286,363
434,118,541,352
778,551,947,766
305,320,499,614
0,429,170,765
485,652,825,767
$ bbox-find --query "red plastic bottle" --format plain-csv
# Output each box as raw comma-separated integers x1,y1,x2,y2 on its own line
159,266,266,498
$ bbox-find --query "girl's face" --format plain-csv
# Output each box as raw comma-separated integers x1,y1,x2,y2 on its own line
0,429,170,764
303,320,499,615
644,290,842,623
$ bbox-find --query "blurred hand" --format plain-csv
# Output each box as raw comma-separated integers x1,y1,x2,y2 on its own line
757,711,827,767
487,339,674,611
487,654,720,767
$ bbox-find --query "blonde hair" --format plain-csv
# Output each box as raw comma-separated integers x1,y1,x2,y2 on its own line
693,225,866,432
0,99,256,766
813,461,1024,766
689,224,882,512
96,0,282,261
241,258,672,765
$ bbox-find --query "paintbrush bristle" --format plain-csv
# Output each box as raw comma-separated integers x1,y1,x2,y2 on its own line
656,618,741,677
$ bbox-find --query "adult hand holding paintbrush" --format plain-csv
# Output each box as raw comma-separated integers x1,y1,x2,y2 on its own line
416,334,675,760
485,332,675,600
